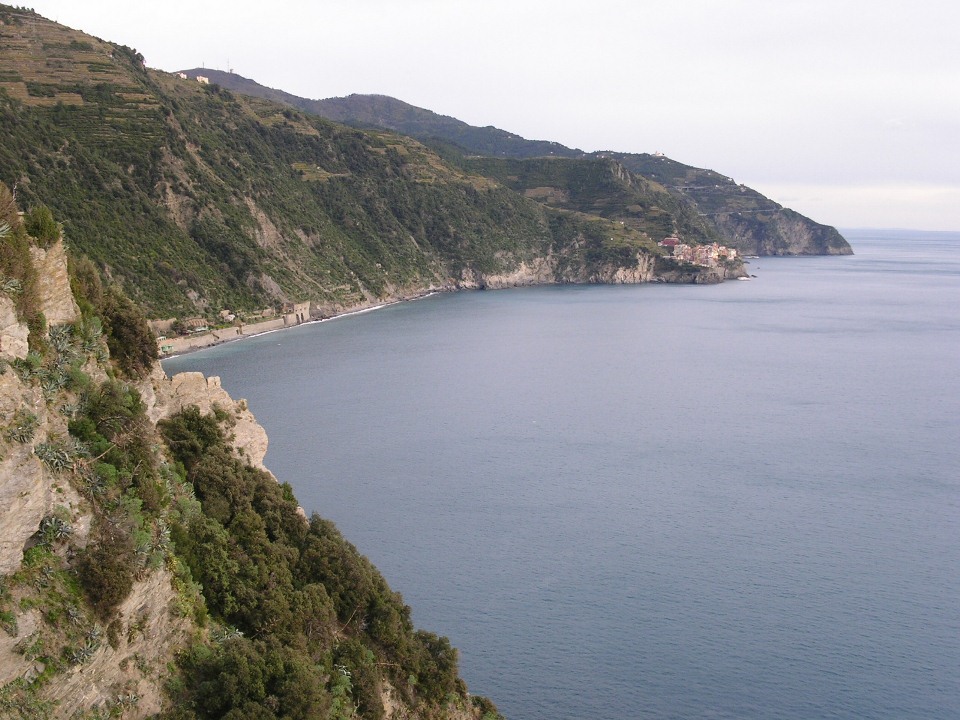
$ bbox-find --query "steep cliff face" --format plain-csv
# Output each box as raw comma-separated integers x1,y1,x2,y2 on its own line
709,207,851,256
0,296,29,361
0,368,51,576
34,569,190,717
0,246,189,716
456,251,662,289
28,241,80,326
1,219,496,719
0,240,83,577
140,368,270,472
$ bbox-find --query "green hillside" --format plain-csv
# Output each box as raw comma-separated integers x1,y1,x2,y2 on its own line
454,155,719,245
605,152,851,255
181,72,584,161
188,69,849,257
1,7,726,322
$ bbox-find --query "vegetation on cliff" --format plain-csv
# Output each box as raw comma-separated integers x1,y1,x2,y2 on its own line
0,4,774,326
188,70,851,258
0,5,710,322
0,195,499,718
159,407,473,719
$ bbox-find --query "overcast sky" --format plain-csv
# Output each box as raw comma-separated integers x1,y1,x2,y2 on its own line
30,1,960,231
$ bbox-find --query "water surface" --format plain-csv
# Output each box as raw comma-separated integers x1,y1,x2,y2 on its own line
165,231,960,719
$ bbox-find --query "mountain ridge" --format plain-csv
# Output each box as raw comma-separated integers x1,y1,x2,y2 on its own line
0,5,746,323
180,68,851,258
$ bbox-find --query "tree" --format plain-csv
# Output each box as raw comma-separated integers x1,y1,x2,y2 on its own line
100,286,158,377
23,204,61,246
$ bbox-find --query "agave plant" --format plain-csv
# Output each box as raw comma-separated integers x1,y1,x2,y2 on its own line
59,401,80,418
1,276,21,295
69,640,98,665
35,442,71,471
114,693,140,708
33,565,56,590
68,436,89,458
85,624,103,645
38,515,73,545
34,437,86,472
11,351,43,380
4,409,38,443
65,604,83,626
152,519,171,554
40,369,69,398
48,324,74,353
79,317,104,351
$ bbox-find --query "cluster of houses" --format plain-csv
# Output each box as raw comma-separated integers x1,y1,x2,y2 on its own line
152,301,313,354
173,72,209,84
658,237,739,266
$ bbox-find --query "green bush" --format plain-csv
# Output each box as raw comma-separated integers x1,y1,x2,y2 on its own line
76,524,136,621
23,204,60,247
158,406,471,717
168,637,329,719
99,286,158,377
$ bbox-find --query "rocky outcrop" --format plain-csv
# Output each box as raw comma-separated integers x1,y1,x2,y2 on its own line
0,295,29,361
712,208,852,256
581,253,656,284
0,370,49,575
39,569,189,717
0,608,41,686
140,366,270,472
28,239,80,325
0,358,275,718
454,248,744,289
457,257,556,289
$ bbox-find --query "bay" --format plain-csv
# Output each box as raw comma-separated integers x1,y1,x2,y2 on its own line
164,230,960,719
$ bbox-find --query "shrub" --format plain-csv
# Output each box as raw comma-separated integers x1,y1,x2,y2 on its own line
170,637,330,719
23,204,60,247
158,406,224,469
76,524,136,620
68,254,105,319
99,286,158,377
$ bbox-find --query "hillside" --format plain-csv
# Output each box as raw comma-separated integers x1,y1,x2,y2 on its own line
453,155,720,245
0,192,500,718
179,73,584,161
604,152,851,256
184,69,850,257
0,7,737,323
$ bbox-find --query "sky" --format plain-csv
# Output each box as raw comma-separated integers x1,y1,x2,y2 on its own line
28,0,960,231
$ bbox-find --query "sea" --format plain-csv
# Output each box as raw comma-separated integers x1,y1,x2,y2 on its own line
164,229,960,720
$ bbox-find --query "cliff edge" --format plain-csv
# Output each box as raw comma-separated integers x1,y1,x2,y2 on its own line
0,197,497,720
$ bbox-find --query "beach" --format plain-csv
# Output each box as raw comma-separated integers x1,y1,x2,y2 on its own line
158,290,442,359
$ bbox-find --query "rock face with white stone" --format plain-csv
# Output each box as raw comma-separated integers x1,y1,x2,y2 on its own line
29,238,80,326
0,294,29,361
141,366,271,473
0,370,49,575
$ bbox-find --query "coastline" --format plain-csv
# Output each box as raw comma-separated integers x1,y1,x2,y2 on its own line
159,253,749,359
159,289,443,359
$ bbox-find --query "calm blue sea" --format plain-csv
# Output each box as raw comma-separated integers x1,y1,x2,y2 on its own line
164,230,960,719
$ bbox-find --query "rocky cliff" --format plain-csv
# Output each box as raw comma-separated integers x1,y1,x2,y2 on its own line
0,241,196,715
1,222,495,719
0,240,80,577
